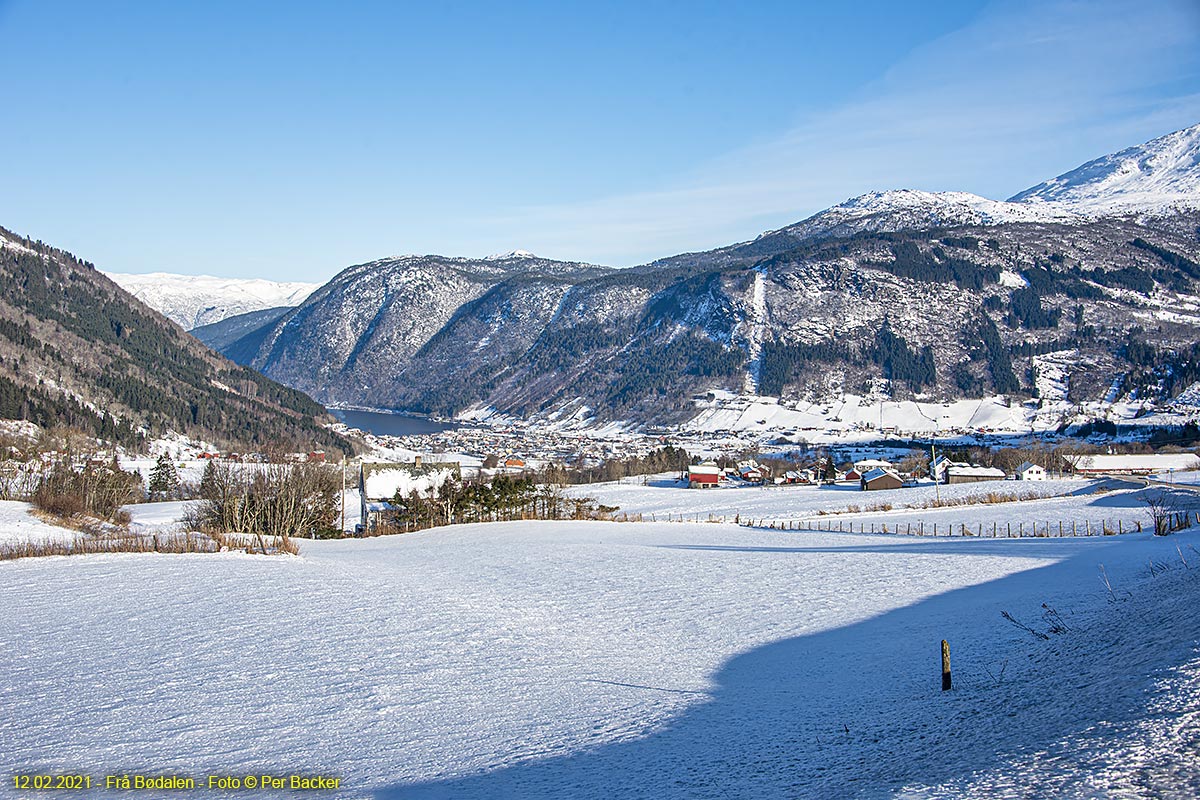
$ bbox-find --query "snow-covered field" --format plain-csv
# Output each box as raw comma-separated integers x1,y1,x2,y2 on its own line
678,387,1200,444
572,474,1189,535
2,508,1199,798
0,501,80,545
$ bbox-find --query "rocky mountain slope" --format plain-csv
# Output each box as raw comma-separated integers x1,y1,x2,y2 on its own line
103,271,319,329
0,228,349,452
212,124,1200,429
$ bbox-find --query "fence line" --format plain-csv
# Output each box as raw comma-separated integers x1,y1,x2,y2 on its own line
602,510,1200,539
736,511,1200,537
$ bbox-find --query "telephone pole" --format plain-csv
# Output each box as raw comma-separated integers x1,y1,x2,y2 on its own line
931,439,941,504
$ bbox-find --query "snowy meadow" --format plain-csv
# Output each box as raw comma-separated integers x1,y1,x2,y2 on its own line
2,478,1199,798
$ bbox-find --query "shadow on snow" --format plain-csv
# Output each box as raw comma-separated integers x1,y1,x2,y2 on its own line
375,532,1191,799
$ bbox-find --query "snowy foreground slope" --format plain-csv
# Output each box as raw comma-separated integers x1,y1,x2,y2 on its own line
0,502,84,545
2,517,1199,799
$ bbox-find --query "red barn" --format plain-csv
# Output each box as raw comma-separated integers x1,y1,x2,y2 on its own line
688,462,721,489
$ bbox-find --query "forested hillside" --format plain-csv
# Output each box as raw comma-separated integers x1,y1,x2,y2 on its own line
0,226,350,452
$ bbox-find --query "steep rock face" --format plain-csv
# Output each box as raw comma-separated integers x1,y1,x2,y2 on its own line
250,254,614,406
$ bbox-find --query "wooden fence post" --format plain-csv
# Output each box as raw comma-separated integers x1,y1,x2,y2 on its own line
941,640,952,691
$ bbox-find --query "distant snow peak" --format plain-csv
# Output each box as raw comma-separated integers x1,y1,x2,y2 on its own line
747,124,1200,248
104,271,320,330
485,249,537,261
1010,122,1200,215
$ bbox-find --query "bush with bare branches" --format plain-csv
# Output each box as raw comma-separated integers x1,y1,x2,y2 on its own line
30,458,140,522
185,461,339,540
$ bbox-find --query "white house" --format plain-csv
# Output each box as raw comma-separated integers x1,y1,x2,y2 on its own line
359,457,461,532
1015,461,1046,481
930,454,969,484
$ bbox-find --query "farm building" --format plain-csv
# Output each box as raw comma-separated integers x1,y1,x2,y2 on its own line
860,467,903,491
930,455,969,484
688,462,721,489
854,458,893,473
739,466,764,483
1015,461,1046,481
945,465,1007,484
775,470,804,485
736,460,766,483
1065,453,1200,476
360,457,461,532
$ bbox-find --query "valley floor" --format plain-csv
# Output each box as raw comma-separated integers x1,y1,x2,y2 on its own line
2,500,1199,798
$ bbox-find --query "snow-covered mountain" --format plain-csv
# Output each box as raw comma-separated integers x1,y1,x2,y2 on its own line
762,189,1082,242
671,125,1200,264
1010,123,1200,215
203,123,1200,429
102,271,320,330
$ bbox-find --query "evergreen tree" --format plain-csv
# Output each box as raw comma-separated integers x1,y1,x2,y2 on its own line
148,453,181,501
199,459,219,501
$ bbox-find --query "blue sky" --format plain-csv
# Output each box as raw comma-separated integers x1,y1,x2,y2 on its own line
1,0,1198,280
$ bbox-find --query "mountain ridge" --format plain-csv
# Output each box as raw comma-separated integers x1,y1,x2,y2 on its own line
101,123,1200,433
1010,123,1200,214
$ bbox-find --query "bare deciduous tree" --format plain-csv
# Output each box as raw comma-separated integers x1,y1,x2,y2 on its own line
1142,490,1179,536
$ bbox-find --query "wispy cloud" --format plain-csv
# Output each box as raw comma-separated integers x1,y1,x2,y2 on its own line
480,0,1200,266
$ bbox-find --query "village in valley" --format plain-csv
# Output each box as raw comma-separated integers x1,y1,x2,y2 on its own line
8,408,1200,543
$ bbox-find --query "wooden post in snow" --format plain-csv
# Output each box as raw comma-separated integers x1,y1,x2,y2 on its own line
941,640,952,691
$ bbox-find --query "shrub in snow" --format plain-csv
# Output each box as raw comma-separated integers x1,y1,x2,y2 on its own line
186,461,339,541
31,457,140,523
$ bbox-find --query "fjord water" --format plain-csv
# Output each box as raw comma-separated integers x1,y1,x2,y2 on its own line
330,408,460,437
